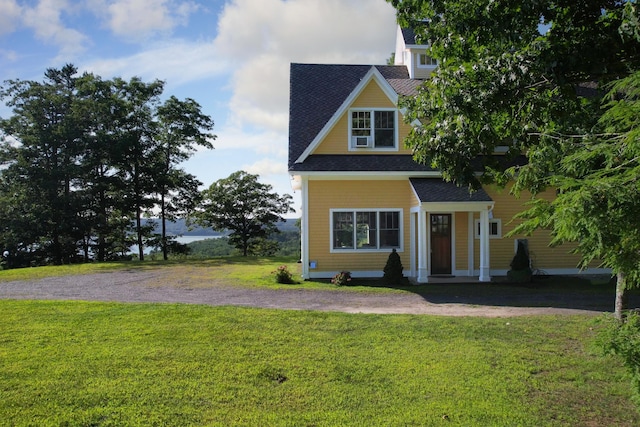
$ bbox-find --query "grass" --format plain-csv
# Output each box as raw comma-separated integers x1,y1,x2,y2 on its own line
0,258,639,425
0,301,639,426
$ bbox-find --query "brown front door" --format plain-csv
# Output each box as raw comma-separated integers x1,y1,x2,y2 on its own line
430,214,452,275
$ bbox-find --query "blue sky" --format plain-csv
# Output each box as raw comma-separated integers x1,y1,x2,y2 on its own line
0,0,398,218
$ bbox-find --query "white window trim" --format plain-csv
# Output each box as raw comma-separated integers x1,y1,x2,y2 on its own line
348,108,399,151
474,218,502,239
330,208,404,253
416,52,438,68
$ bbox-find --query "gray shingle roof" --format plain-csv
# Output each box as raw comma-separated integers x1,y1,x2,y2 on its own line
288,63,414,168
386,78,423,96
289,155,437,172
401,24,429,45
410,178,493,202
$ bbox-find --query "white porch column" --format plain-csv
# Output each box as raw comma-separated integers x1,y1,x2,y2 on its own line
479,208,491,282
467,212,474,276
417,210,429,283
300,177,310,280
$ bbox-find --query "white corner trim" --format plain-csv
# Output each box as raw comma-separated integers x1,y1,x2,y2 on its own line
294,66,400,164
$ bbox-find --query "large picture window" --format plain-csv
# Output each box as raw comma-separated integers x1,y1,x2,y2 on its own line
350,109,396,149
332,210,402,251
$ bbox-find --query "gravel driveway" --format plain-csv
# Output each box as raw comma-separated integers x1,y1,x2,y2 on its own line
0,269,624,317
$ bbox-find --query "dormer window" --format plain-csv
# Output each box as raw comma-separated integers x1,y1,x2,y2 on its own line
350,109,397,150
418,53,437,67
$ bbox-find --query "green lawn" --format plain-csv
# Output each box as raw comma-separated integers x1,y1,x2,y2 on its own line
0,300,638,426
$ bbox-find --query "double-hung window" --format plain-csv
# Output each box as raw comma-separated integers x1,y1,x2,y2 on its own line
474,218,502,239
418,53,438,67
332,209,402,251
350,109,396,149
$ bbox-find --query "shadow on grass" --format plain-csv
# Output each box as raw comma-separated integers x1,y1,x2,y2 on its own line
345,275,640,313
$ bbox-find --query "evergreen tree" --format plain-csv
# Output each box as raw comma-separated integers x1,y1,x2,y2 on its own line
383,248,404,284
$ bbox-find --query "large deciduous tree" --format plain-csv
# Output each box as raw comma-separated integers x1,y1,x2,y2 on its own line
0,65,215,265
154,96,215,260
388,0,640,319
195,171,294,256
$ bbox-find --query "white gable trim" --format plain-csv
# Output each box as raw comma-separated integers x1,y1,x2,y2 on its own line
294,66,400,164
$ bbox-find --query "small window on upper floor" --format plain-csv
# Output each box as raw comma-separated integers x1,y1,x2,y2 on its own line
350,109,397,150
418,53,438,67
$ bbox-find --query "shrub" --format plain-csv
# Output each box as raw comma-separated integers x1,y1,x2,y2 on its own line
331,271,351,286
507,241,532,283
273,265,295,284
597,312,640,408
383,248,404,284
510,241,531,271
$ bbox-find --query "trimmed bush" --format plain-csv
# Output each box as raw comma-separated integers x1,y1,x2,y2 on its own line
383,248,404,284
507,241,532,283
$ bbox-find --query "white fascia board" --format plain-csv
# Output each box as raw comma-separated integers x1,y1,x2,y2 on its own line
294,171,442,180
294,67,400,164
418,201,495,212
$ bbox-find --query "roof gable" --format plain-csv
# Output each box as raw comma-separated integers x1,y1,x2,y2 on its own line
288,63,412,168
293,66,399,164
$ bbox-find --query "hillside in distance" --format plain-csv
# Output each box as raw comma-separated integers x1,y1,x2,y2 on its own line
142,218,299,236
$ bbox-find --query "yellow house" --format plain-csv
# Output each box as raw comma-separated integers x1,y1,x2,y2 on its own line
288,27,608,282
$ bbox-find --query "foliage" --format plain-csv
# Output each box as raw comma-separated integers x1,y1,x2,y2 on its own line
507,241,533,283
598,313,640,408
154,96,215,260
510,241,531,271
187,237,234,257
383,248,404,284
194,171,294,256
331,271,352,286
0,300,638,426
389,0,640,320
272,265,296,284
0,65,214,265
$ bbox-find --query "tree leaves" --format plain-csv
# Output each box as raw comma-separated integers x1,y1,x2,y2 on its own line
195,171,294,256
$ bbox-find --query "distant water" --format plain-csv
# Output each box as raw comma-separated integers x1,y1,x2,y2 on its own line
130,235,219,254
175,235,220,244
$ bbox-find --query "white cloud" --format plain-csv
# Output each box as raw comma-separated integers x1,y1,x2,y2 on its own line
0,49,19,63
0,0,22,35
89,0,202,42
213,0,397,135
213,125,287,158
80,39,229,84
242,158,288,177
22,0,89,59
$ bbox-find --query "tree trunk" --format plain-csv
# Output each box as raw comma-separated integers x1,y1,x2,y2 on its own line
615,271,628,323
161,192,168,261
136,206,144,261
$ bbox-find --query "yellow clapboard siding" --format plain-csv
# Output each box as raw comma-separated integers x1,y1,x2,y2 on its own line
314,80,413,155
454,212,469,271
480,185,594,271
307,179,413,274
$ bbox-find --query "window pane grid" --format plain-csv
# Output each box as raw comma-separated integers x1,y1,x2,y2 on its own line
333,212,354,249
333,210,400,250
350,110,395,148
374,111,395,147
351,111,370,136
356,211,377,249
379,211,400,247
